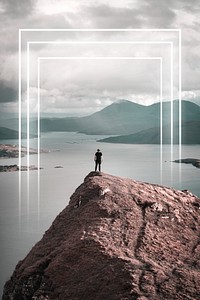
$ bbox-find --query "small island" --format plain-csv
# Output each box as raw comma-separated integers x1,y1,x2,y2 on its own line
0,165,42,172
0,144,49,158
174,158,200,168
0,144,48,172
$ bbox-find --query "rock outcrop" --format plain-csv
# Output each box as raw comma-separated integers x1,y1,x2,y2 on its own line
3,172,200,300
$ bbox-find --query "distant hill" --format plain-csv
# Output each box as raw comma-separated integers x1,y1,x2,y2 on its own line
76,100,156,134
35,100,154,135
0,127,20,139
0,127,35,140
30,99,200,136
99,121,200,144
148,100,200,125
3,100,200,140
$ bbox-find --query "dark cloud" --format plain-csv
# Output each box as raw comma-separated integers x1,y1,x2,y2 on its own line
141,0,200,13
83,0,199,29
132,0,176,28
81,1,179,29
175,0,200,13
0,0,200,112
28,14,71,29
82,4,143,28
0,81,17,103
0,0,35,18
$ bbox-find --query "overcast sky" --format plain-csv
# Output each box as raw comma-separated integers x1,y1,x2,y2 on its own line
0,0,200,115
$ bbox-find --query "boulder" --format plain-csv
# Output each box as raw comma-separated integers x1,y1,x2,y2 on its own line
3,172,200,300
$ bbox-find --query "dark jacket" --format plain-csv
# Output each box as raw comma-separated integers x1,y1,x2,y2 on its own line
95,151,102,162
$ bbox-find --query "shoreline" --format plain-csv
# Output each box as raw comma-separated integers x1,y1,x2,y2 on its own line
0,144,48,172
0,143,49,158
174,158,200,168
0,165,43,172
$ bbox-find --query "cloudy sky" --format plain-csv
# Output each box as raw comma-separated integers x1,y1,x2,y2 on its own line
0,0,200,116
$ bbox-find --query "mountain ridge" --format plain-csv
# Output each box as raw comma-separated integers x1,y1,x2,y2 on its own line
39,99,200,135
0,127,32,140
99,121,200,144
1,100,200,141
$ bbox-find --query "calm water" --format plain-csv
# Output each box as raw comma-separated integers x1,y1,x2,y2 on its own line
0,132,200,296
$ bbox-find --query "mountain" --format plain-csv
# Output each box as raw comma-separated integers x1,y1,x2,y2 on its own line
0,127,31,140
148,100,200,123
35,100,155,135
2,100,200,138
99,121,200,144
31,99,200,135
3,172,200,300
77,100,155,134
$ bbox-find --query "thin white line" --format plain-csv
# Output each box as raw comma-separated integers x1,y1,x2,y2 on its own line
170,43,174,186
179,30,182,188
18,169,22,231
160,58,163,184
26,41,30,226
26,36,169,225
37,57,40,228
28,39,173,180
179,30,182,158
20,29,180,228
170,43,174,160
21,28,180,32
18,29,22,230
19,31,22,169
27,169,30,227
160,58,163,145
38,58,40,174
27,42,30,167
29,41,173,45
40,56,162,60
27,42,30,226
37,168,40,230
170,42,174,187
26,38,174,147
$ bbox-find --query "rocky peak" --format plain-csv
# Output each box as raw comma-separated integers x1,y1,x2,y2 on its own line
3,172,200,300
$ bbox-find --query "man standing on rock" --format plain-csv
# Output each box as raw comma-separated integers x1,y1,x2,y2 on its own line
94,149,102,172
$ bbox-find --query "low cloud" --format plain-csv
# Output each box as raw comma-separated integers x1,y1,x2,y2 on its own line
0,0,35,18
82,4,143,28
0,0,200,113
138,0,176,28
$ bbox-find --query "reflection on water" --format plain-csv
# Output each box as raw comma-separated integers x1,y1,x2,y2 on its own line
0,132,200,296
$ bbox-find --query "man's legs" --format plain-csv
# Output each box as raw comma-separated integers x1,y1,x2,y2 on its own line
95,161,101,172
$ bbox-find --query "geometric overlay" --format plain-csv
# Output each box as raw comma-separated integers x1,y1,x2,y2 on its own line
19,29,182,223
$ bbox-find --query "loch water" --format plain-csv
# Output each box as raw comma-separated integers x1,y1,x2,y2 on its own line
0,132,200,296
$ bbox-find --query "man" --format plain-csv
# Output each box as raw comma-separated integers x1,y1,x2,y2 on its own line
94,149,102,172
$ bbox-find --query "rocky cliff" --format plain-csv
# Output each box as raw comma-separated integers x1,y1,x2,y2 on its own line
3,172,200,300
